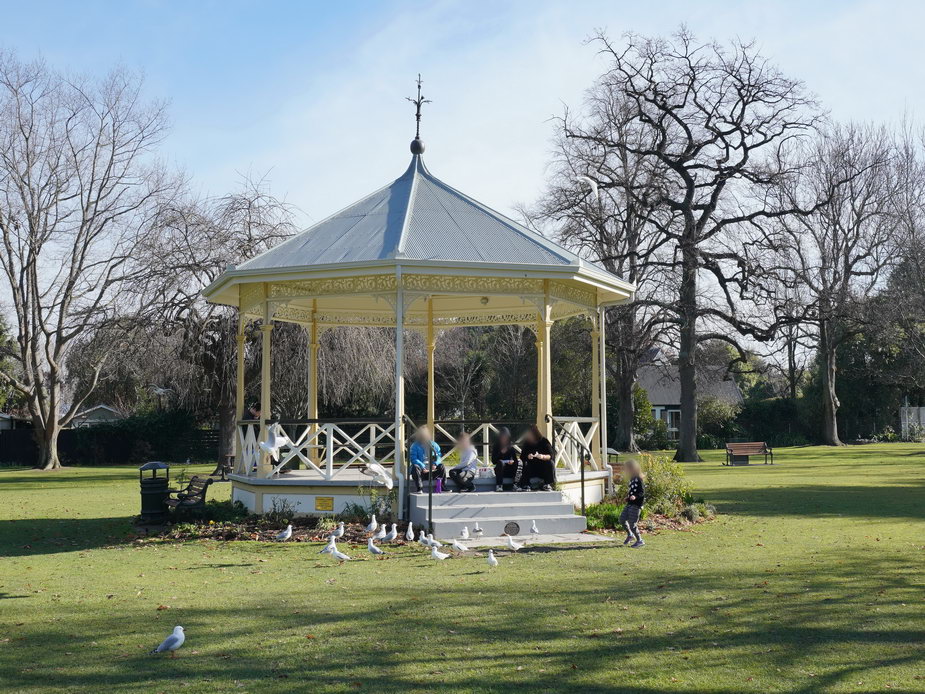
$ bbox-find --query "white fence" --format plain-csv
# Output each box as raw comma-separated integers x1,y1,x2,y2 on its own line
237,416,601,480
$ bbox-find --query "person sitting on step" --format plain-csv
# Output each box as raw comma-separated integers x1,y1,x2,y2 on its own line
517,424,556,492
409,426,445,493
448,432,479,492
491,427,521,491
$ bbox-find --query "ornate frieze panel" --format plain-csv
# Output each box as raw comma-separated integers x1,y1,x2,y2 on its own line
402,274,545,296
549,281,597,309
268,274,397,299
238,283,264,315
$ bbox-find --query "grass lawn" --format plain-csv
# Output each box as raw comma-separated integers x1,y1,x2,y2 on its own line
1,444,924,693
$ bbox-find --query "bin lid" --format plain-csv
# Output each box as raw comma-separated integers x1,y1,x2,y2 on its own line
138,461,170,471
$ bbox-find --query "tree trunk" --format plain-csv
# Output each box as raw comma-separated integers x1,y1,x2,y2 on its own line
38,422,62,470
819,320,842,446
217,396,236,462
676,244,701,462
614,348,638,452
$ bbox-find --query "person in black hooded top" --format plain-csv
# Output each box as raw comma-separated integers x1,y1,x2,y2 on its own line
491,427,521,491
518,424,556,491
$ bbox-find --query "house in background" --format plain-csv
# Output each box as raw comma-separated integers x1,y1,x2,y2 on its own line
0,413,31,430
70,404,124,428
637,363,744,441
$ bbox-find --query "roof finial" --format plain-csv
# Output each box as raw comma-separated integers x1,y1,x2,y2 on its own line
406,73,431,155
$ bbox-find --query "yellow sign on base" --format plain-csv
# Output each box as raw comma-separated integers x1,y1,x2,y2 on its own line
315,496,334,512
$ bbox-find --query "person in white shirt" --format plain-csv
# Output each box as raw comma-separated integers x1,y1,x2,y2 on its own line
448,432,479,492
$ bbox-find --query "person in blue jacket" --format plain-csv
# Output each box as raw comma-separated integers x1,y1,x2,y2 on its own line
409,426,445,493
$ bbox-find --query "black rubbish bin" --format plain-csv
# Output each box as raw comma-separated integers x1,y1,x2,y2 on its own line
139,462,170,523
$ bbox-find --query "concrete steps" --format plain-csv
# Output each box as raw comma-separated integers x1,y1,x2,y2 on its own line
409,489,586,539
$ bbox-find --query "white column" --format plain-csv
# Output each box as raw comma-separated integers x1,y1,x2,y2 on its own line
590,313,601,466
598,305,608,466
536,281,553,440
308,300,320,464
394,268,406,515
234,314,246,474
258,299,273,478
426,298,436,430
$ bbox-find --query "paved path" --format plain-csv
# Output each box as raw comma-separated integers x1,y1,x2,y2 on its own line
464,532,615,548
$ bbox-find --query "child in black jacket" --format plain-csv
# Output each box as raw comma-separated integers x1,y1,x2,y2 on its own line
620,459,645,548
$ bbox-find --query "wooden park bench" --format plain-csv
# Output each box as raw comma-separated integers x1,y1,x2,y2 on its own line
166,476,213,513
725,441,774,466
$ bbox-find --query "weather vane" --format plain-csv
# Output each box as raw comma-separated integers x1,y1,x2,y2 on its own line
406,74,431,151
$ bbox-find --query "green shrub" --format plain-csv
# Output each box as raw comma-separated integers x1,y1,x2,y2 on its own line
198,500,249,523
680,504,700,522
616,453,692,517
263,497,296,525
585,501,647,530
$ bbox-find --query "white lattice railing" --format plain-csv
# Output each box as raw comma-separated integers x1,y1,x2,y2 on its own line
237,420,399,480
551,416,600,474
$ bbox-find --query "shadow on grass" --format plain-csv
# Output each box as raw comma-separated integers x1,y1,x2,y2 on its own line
0,516,136,557
0,550,922,693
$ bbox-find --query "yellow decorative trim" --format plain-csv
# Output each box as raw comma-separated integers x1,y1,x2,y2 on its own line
403,274,545,295
268,274,397,299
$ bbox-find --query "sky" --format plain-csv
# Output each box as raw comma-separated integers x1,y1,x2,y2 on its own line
2,0,924,225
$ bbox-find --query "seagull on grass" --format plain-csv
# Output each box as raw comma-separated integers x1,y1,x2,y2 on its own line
506,535,524,552
275,524,293,541
430,545,451,560
405,522,415,542
418,530,429,547
373,524,387,542
384,523,398,543
150,626,185,657
486,550,499,568
426,533,443,548
332,548,352,562
460,526,470,540
365,514,378,534
328,522,345,540
319,537,336,554
367,537,385,556
451,539,469,552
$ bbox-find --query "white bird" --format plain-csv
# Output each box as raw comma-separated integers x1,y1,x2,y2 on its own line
275,524,293,541
577,174,599,202
367,537,385,556
150,626,185,657
328,522,345,540
332,548,352,561
451,539,469,552
530,520,540,536
405,522,415,542
460,526,470,540
506,535,524,552
360,462,394,490
258,422,294,462
427,533,443,548
365,514,378,535
472,522,483,538
373,524,387,541
319,537,336,554
486,550,499,568
430,545,451,560
384,523,398,543
418,530,429,547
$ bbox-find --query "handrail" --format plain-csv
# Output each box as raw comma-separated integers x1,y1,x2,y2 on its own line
546,414,591,515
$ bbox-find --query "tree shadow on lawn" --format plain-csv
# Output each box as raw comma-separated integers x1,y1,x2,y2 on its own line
0,516,136,557
707,482,925,521
1,551,921,693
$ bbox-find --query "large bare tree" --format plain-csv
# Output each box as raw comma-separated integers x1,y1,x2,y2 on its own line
591,29,823,460
0,52,178,469
769,124,902,444
532,78,674,452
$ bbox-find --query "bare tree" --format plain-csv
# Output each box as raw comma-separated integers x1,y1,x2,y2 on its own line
531,77,674,451
591,29,823,460
0,52,179,469
769,124,902,444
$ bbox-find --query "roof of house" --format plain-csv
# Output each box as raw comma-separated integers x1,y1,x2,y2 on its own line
637,364,744,407
73,404,123,419
236,153,611,275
